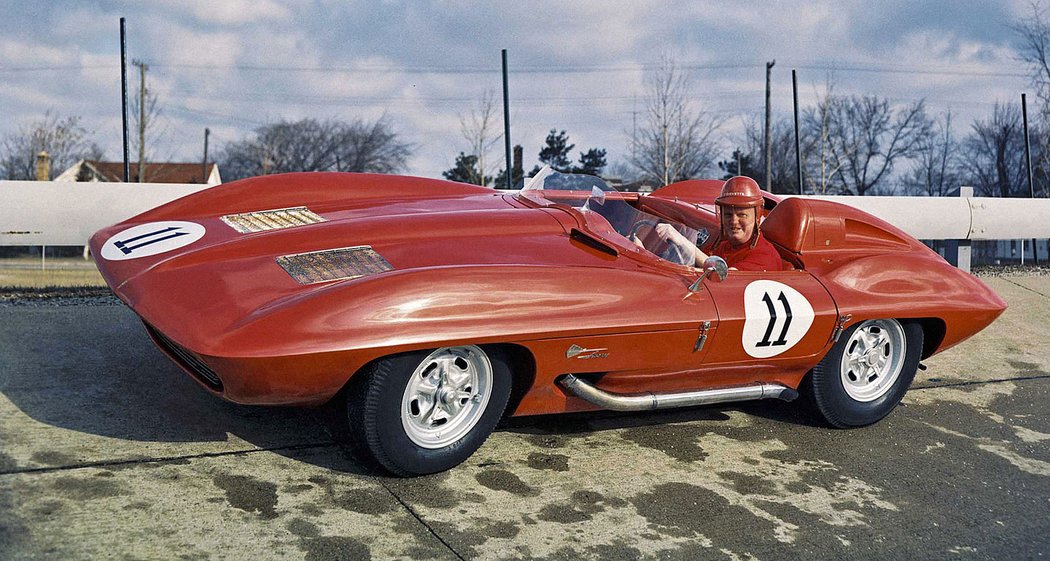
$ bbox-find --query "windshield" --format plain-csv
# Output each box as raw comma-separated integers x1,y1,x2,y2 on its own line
519,167,702,267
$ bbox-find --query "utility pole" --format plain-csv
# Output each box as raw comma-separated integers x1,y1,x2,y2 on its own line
133,59,148,182
764,60,775,190
792,69,803,195
501,49,512,189
1022,93,1038,265
120,18,130,182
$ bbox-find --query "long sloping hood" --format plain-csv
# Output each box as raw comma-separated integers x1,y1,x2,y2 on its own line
90,172,647,355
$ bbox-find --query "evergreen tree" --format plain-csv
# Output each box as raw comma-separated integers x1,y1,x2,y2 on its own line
717,149,759,180
529,130,607,178
573,148,607,176
494,166,525,189
442,152,489,185
538,129,574,171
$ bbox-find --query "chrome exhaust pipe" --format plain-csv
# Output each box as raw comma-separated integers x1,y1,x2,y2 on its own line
558,374,798,412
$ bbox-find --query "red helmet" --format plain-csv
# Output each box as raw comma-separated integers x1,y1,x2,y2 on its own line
715,176,764,247
715,176,764,209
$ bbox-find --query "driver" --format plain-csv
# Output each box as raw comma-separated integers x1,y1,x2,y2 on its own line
653,175,782,271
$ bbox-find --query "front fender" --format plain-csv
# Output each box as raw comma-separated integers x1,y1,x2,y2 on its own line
215,264,703,359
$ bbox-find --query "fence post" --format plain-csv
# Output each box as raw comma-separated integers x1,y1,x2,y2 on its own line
958,186,972,272
945,186,973,271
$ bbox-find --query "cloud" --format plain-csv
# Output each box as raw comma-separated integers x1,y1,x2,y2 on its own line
146,0,291,26
0,1,1037,179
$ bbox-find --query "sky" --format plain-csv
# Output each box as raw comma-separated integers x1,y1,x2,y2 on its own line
0,1,1038,181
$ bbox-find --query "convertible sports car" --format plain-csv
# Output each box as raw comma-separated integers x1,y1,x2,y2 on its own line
90,168,1006,476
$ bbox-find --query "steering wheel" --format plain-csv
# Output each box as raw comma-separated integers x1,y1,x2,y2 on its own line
660,242,687,265
627,219,659,240
628,220,689,265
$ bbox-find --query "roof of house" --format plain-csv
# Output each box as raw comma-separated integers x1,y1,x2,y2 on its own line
73,160,219,184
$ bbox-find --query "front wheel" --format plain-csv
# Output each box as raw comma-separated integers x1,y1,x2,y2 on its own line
347,345,512,476
807,319,923,428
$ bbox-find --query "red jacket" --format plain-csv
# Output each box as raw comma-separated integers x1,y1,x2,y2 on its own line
711,234,783,271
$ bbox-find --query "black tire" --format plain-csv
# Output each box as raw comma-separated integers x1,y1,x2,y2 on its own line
347,345,512,476
808,319,923,428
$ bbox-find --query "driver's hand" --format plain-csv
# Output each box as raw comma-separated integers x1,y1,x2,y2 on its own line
655,223,688,246
631,234,645,249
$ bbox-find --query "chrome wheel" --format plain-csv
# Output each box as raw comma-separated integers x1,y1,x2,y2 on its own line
401,346,493,449
839,319,906,402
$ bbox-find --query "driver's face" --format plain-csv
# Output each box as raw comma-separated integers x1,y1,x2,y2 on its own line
722,206,756,246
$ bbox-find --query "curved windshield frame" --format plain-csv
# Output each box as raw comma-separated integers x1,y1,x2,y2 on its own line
518,167,702,267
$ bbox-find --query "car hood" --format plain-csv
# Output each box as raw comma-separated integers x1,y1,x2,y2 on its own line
90,173,639,353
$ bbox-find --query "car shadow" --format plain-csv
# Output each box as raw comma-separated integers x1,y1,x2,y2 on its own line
0,304,376,475
497,393,826,438
1,303,825,476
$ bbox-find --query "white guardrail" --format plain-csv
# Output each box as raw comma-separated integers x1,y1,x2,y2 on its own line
792,193,1050,241
0,181,212,246
2,179,1049,253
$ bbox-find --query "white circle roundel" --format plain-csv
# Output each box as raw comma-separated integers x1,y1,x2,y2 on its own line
741,280,815,358
100,221,206,261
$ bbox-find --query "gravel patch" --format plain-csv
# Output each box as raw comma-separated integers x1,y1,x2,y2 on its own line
972,265,1050,277
0,286,121,307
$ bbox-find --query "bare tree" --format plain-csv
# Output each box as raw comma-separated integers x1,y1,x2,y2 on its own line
743,116,800,194
457,90,502,186
801,81,851,194
0,111,103,180
334,116,414,174
219,116,413,181
1012,1,1050,198
1014,2,1050,115
627,56,724,185
807,93,930,196
962,102,1028,198
904,111,962,196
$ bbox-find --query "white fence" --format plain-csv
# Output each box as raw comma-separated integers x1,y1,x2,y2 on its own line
2,180,1049,266
0,181,211,246
794,194,1050,241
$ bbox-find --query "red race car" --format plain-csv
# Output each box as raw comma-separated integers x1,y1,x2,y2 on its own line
90,169,1006,476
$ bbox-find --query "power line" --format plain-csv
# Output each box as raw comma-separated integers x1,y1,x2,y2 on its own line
794,63,1027,79
0,60,1030,79
156,62,761,74
0,65,116,73
165,105,269,127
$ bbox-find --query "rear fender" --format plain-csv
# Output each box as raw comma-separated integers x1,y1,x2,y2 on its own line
817,253,1005,354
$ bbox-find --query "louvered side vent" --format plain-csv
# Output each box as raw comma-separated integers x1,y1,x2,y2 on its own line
277,246,394,285
221,206,326,233
145,324,223,390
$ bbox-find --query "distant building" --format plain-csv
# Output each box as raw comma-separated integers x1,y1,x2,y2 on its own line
604,177,657,193
55,160,221,185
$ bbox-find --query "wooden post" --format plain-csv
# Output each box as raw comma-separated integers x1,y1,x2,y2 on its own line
133,59,149,182
202,128,210,184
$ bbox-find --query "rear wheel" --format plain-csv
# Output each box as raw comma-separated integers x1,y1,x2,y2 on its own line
347,345,511,476
808,319,923,428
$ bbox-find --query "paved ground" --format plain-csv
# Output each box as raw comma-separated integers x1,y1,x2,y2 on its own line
1,276,1048,561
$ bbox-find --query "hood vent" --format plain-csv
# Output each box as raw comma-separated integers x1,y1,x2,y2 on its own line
221,206,326,233
277,246,393,284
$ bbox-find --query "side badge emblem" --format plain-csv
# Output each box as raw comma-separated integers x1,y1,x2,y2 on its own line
566,344,609,360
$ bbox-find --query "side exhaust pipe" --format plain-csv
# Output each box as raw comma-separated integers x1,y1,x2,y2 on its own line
558,374,798,412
